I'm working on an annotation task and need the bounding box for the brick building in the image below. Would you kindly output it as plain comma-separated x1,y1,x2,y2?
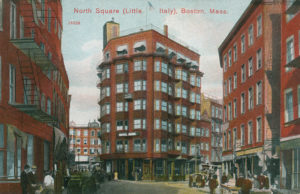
201,94,223,164
97,20,211,180
69,121,101,169
280,0,300,191
218,0,281,183
0,0,70,193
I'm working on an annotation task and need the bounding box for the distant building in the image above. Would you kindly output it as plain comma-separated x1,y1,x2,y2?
69,121,101,169
280,0,300,191
97,20,211,180
219,0,281,184
0,0,70,193
201,94,223,164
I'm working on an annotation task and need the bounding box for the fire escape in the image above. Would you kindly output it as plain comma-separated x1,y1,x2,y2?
9,0,57,124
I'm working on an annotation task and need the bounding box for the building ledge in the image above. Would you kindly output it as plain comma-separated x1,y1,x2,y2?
286,56,300,68
286,1,300,15
10,103,57,124
10,38,57,71
284,117,300,127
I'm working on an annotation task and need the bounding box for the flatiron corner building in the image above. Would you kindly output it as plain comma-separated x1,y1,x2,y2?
0,0,70,192
97,20,211,180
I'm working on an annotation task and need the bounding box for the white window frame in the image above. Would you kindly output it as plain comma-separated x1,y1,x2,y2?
257,14,262,37
9,64,16,103
256,48,262,70
285,88,294,123
10,2,17,39
256,116,262,142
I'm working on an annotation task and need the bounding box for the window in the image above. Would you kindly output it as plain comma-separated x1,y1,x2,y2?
182,106,187,117
134,80,146,91
224,105,227,122
162,62,168,74
175,69,181,79
196,128,201,137
134,119,146,130
10,2,16,39
233,128,237,149
84,138,87,145
248,87,254,110
228,102,232,121
48,8,51,32
161,101,167,112
116,45,128,56
84,148,88,154
241,124,245,146
248,24,253,46
155,139,160,152
233,99,237,118
228,50,232,67
233,43,237,62
241,34,245,53
286,36,294,71
84,130,88,136
196,76,201,87
116,120,128,131
168,85,173,96
0,0,3,31
248,57,253,77
248,121,253,145
161,139,167,152
241,93,245,114
196,94,201,104
161,82,167,93
20,16,24,38
182,71,187,81
285,89,294,123
190,109,195,120
224,133,227,150
256,117,262,142
257,15,262,37
116,83,128,93
256,81,262,105
233,72,237,89
116,102,128,112
196,111,201,120
47,98,51,115
116,63,128,74
9,64,16,103
256,48,262,70
77,130,81,136
134,99,146,110
134,60,147,71
228,130,232,149
228,77,232,94
41,0,45,23
182,89,188,99
223,54,227,72
224,80,227,97
190,75,195,86
241,64,246,83
106,142,110,153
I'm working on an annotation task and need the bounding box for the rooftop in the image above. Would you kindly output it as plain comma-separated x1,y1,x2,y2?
117,24,199,54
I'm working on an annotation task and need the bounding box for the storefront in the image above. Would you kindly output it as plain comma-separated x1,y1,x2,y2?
280,138,300,191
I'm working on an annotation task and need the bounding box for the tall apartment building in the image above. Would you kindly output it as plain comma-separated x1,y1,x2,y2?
0,0,70,193
69,121,101,169
218,0,281,184
280,0,300,191
201,95,223,164
97,20,211,180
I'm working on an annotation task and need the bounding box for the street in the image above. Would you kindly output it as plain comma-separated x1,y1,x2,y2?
97,180,207,194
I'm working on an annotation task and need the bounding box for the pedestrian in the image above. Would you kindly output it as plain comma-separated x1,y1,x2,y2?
21,164,31,194
28,165,39,194
42,171,54,194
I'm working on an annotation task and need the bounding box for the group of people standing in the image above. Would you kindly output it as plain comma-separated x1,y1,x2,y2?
21,164,55,194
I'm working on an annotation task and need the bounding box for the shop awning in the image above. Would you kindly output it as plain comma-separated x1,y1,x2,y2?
54,127,68,161
236,147,263,157
156,42,165,53
134,41,146,52
116,45,128,55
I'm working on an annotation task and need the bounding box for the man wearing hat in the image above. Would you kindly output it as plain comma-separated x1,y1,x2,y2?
21,164,31,194
28,165,38,194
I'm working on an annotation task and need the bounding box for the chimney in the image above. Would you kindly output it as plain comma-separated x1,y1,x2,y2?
164,25,168,37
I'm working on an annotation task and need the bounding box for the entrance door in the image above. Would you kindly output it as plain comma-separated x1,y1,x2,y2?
128,159,134,180
143,160,151,180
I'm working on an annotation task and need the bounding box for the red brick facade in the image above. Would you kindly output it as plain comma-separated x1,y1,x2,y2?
98,21,211,180
0,0,69,193
219,0,281,182
280,0,300,190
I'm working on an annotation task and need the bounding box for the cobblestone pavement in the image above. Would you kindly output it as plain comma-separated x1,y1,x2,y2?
97,180,209,194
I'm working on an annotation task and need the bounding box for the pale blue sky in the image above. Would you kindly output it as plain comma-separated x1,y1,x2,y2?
62,0,252,124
